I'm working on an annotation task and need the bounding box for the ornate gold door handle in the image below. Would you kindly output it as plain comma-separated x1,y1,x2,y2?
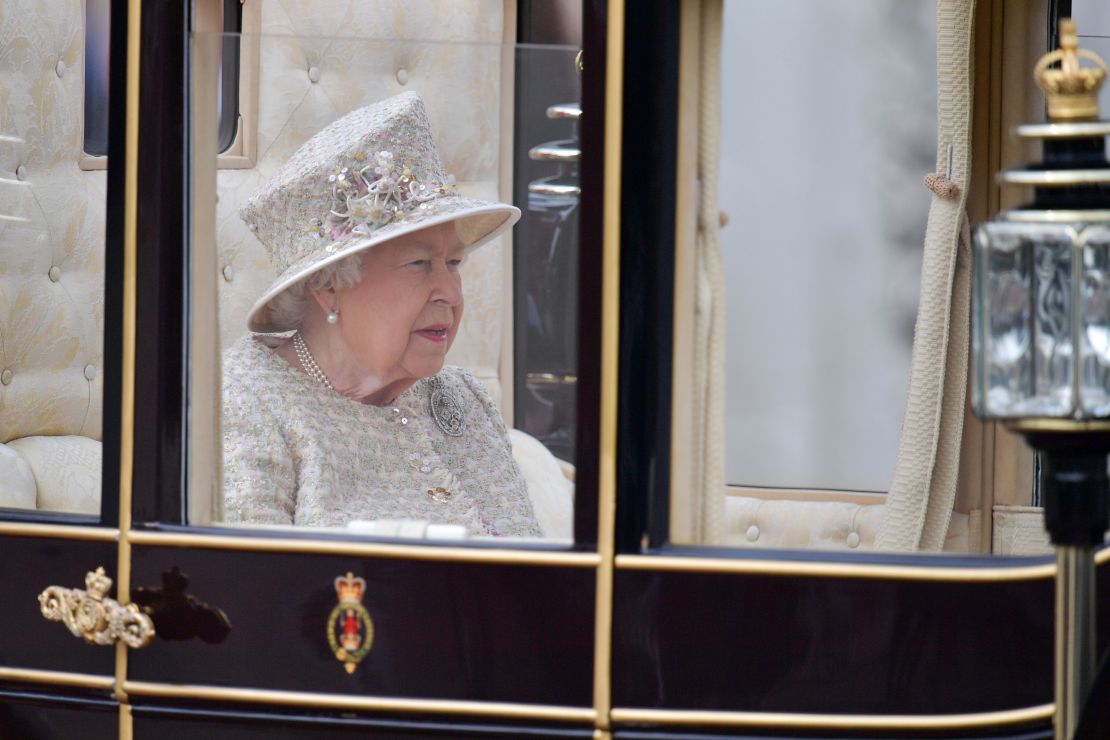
38,567,155,649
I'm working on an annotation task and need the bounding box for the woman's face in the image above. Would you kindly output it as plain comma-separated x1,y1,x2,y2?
334,221,466,383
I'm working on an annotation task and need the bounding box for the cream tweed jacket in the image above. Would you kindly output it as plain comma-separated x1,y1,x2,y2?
222,336,540,536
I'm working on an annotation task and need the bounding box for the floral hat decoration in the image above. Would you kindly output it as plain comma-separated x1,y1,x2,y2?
241,91,521,333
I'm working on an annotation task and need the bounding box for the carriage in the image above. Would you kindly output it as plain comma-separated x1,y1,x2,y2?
0,0,1107,737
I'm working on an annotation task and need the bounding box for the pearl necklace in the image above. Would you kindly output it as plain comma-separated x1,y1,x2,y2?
293,331,334,391
292,332,465,440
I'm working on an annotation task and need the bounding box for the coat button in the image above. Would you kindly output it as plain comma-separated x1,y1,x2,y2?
395,68,408,85
48,266,61,282
222,265,234,282
84,364,97,381
846,531,861,548
308,66,321,83
56,59,66,78
1,369,12,385
15,165,27,181
745,524,760,542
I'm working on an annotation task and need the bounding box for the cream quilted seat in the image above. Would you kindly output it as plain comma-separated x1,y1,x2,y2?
719,495,974,553
0,0,104,515
212,1,573,538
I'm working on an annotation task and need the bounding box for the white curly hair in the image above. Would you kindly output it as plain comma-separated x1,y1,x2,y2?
267,252,367,330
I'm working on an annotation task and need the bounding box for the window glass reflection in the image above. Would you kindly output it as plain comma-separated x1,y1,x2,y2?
514,51,581,464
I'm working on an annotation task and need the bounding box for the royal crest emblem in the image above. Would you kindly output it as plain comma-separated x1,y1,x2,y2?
326,572,374,674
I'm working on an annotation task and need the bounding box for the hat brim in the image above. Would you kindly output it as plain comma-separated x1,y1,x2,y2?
246,196,521,333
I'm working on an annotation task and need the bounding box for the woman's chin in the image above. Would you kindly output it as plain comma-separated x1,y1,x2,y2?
410,356,447,380
401,339,453,378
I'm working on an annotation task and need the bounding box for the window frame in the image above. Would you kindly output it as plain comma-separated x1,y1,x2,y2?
79,0,259,171
130,0,604,551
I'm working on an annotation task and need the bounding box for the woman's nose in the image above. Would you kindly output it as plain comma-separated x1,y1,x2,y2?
431,262,463,305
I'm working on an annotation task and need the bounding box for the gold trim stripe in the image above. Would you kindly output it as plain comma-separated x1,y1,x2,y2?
114,0,144,705
0,666,115,691
126,531,600,567
609,704,1054,730
593,0,625,732
615,553,1066,581
120,704,133,740
122,681,596,722
1006,418,1110,433
0,523,118,542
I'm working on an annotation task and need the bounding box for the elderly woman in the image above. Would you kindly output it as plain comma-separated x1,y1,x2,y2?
222,92,540,537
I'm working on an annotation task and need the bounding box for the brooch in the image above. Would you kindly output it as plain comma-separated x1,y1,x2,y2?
429,375,465,437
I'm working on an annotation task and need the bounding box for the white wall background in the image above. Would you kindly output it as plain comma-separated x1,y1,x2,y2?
720,0,936,491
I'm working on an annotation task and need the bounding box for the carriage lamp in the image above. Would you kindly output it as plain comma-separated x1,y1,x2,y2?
972,19,1109,739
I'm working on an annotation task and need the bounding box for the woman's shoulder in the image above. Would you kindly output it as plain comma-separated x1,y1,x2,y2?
224,335,286,380
434,365,506,427
222,335,296,410
436,365,496,405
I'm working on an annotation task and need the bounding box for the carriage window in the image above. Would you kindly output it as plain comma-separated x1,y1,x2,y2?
0,1,107,519
81,0,247,167
721,0,935,493
514,5,582,464
83,0,111,157
187,25,579,543
670,0,939,549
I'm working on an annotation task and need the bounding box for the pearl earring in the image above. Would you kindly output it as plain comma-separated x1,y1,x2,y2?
326,310,339,325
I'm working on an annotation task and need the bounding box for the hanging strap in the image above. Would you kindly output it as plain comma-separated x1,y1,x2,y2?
878,0,976,551
691,0,726,543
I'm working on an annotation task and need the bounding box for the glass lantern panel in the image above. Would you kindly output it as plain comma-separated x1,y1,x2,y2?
1080,225,1110,415
973,222,1078,417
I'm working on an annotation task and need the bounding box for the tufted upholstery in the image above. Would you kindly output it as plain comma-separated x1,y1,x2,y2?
8,435,99,513
0,0,105,512
720,495,974,553
721,496,884,551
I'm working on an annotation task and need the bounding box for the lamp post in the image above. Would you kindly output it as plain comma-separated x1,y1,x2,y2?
971,19,1109,740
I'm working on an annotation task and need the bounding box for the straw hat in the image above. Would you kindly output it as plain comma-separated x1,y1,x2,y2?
241,91,520,333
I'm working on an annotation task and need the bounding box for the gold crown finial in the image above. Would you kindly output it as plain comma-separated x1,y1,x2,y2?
334,572,365,604
85,567,112,601
1034,19,1107,121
